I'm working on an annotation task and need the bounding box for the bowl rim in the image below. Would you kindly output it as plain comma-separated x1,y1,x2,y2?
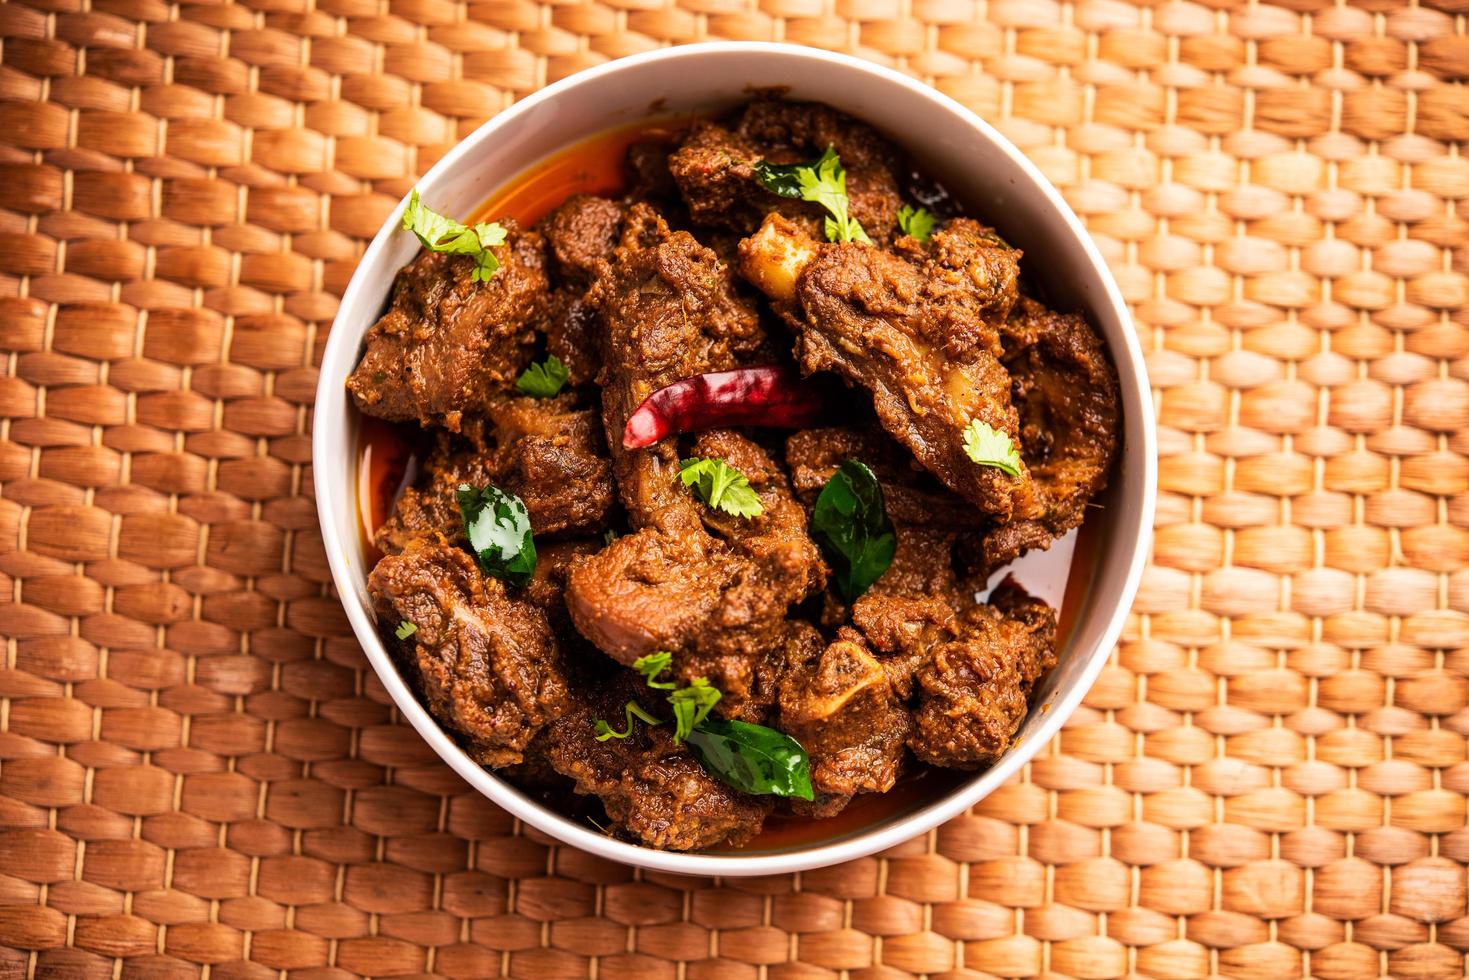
313,40,1157,876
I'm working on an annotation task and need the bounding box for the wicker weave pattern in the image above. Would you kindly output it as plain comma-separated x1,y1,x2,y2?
1,1,1468,977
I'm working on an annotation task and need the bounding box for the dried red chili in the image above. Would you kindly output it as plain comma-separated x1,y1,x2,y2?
623,366,832,449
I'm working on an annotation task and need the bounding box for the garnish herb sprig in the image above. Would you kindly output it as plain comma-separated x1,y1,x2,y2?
457,484,537,585
754,145,871,245
962,419,1023,477
516,355,569,398
810,460,897,602
897,204,936,242
679,458,764,519
402,189,507,282
592,651,814,799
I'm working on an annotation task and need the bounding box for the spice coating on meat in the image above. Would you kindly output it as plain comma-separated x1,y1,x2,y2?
670,100,902,243
544,676,771,850
742,215,1031,519
779,625,909,814
908,579,1057,769
972,298,1121,572
369,537,571,767
786,426,975,529
374,393,614,556
348,223,546,431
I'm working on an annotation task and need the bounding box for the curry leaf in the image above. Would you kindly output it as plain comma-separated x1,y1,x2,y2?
961,419,1022,478
457,484,537,586
395,621,418,640
679,458,764,519
684,719,815,800
811,460,897,602
754,145,870,244
516,355,569,398
402,189,507,282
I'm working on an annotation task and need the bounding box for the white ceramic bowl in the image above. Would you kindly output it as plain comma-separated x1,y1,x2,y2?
314,42,1156,876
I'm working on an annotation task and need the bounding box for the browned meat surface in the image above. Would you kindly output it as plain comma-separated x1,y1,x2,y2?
970,298,1121,572
348,223,546,431
742,215,1031,520
565,205,821,718
908,579,1057,769
779,625,909,816
540,289,601,387
670,100,902,243
544,676,772,850
375,393,614,555
785,426,975,529
542,194,625,284
369,537,571,767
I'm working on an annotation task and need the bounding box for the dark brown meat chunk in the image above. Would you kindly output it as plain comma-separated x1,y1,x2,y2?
374,393,614,555
971,298,1121,573
908,579,1056,769
779,625,909,816
369,537,571,767
542,194,624,285
785,426,974,529
539,289,600,387
742,214,1029,519
348,223,546,431
543,675,771,850
565,205,822,718
669,100,902,244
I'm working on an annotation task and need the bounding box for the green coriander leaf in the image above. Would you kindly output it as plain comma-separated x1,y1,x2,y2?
811,460,897,602
684,718,814,800
679,458,764,519
961,419,1023,478
457,483,538,586
593,700,662,741
632,651,675,690
603,528,620,546
402,189,508,282
668,677,721,743
515,355,569,398
897,204,936,242
394,621,417,640
754,145,870,244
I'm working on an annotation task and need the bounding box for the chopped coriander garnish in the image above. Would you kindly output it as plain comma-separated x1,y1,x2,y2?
394,621,418,640
632,651,675,690
593,700,662,741
516,355,569,398
457,484,537,585
897,204,936,242
754,145,871,244
668,676,721,743
679,458,764,519
962,419,1023,477
603,528,620,546
402,189,508,282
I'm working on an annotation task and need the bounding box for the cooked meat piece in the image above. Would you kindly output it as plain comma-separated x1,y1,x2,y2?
625,139,681,204
540,289,600,387
542,194,625,285
348,223,546,431
969,298,1121,573
785,426,974,529
369,536,571,767
566,205,821,718
669,100,902,243
849,525,964,694
374,393,614,555
525,538,603,635
908,578,1056,769
742,214,1030,519
779,625,910,815
544,675,772,850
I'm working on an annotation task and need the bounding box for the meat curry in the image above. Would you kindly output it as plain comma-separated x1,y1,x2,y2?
349,99,1122,852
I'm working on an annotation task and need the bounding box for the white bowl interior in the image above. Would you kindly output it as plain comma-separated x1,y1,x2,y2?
314,43,1156,876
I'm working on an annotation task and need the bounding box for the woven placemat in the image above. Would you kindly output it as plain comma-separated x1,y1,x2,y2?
2,2,1468,977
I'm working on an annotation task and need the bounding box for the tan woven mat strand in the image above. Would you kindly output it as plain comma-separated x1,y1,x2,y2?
1,1,1468,977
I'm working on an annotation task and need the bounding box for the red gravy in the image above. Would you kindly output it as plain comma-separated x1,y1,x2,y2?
354,120,1104,852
